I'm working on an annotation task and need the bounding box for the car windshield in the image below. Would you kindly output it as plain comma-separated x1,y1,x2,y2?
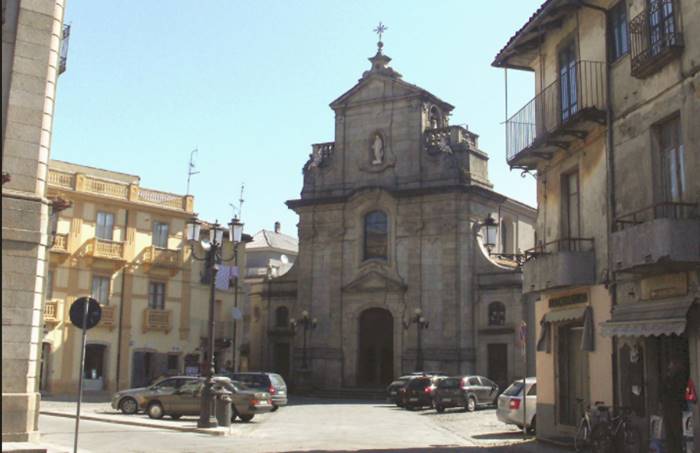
232,374,269,388
503,382,526,396
269,374,286,387
232,380,249,391
408,378,430,389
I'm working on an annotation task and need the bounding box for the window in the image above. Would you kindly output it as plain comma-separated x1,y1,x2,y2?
152,221,169,248
658,116,685,203
488,302,506,326
481,377,496,388
559,42,578,122
609,2,630,61
46,270,54,300
429,106,442,129
528,383,538,396
500,221,509,254
167,354,179,371
562,171,581,245
648,0,678,57
83,344,106,380
96,211,114,240
275,306,289,328
148,282,166,309
468,377,480,386
91,275,110,305
364,211,388,260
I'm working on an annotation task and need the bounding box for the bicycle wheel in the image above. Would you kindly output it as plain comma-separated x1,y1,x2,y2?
574,419,590,452
590,422,613,453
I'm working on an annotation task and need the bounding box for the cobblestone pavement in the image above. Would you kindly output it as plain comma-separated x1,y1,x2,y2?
39,397,569,452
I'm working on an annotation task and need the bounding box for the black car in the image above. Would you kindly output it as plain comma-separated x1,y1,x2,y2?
433,375,499,413
401,375,445,410
386,376,413,406
224,372,288,411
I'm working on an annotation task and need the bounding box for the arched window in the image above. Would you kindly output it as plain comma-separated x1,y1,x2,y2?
364,211,388,260
488,302,506,326
275,306,289,328
429,106,442,129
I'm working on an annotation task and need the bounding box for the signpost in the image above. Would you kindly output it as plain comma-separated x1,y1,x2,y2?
69,297,102,453
519,320,528,439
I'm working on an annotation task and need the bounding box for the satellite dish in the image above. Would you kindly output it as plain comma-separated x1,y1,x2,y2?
280,254,289,264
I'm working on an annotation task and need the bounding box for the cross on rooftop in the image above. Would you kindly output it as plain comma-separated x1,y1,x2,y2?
373,22,387,43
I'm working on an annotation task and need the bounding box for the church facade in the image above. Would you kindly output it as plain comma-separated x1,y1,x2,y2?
248,43,536,390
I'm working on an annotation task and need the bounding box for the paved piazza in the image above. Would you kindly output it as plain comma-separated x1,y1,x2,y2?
38,398,568,452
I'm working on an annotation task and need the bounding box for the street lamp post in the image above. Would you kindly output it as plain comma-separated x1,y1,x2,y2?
403,308,429,372
290,310,317,369
186,216,242,429
230,217,243,373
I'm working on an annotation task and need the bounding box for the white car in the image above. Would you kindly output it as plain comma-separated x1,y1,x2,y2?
497,377,537,432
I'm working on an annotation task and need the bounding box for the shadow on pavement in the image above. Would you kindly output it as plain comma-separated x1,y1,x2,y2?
286,397,380,406
42,393,111,403
281,441,553,453
472,431,532,441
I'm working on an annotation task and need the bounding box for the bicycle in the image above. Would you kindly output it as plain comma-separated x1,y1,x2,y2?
590,406,641,453
574,399,609,452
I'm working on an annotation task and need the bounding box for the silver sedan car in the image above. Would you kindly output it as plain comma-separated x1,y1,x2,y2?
111,376,198,414
496,377,537,432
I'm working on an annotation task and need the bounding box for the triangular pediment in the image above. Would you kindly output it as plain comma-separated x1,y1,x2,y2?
342,267,407,293
330,73,453,112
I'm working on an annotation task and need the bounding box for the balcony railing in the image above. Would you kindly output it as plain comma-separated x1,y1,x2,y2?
51,233,69,252
304,142,335,171
524,237,595,260
44,300,60,324
88,238,125,260
424,125,478,154
47,170,193,212
630,0,683,78
98,305,116,329
505,61,606,166
143,308,172,333
615,201,698,231
143,246,180,268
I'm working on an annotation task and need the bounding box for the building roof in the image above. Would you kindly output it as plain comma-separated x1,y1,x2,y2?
491,0,576,70
50,159,140,184
246,229,298,253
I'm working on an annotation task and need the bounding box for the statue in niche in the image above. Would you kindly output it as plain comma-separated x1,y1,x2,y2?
371,134,384,165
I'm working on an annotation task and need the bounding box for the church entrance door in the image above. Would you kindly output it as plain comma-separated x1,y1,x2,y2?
357,308,393,387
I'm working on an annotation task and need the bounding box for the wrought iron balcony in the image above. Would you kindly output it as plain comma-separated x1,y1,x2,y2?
505,61,606,170
143,308,172,333
612,201,699,273
630,0,683,78
522,238,596,293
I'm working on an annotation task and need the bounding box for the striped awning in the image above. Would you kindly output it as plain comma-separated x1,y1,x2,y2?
600,295,696,337
543,306,586,323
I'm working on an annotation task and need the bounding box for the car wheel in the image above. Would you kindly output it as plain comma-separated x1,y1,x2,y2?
271,405,279,412
147,401,164,419
119,397,138,415
435,405,445,413
528,416,536,434
171,414,182,420
465,396,477,412
239,414,254,422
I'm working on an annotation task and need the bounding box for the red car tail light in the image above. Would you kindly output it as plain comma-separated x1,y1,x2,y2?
268,386,277,395
251,399,259,405
509,398,521,410
424,386,432,394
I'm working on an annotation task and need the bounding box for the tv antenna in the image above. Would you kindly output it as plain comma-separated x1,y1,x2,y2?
228,183,246,219
186,148,200,195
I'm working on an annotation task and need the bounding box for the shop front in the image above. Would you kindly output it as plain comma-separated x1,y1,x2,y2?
601,296,699,453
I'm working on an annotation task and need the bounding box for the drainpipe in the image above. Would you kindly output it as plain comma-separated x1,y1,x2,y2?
578,0,619,409
115,209,129,391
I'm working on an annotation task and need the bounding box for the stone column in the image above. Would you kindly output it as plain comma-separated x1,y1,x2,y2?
1,0,66,443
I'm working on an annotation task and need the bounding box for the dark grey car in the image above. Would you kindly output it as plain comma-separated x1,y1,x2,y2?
225,372,288,411
433,375,500,413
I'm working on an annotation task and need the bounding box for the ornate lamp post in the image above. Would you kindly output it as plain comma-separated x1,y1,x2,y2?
229,217,243,373
481,213,498,254
290,310,317,369
403,308,429,371
186,216,241,428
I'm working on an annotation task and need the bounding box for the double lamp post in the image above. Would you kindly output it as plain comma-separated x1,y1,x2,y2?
290,310,317,369
186,215,243,429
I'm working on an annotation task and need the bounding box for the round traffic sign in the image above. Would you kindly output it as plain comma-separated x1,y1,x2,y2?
69,297,102,330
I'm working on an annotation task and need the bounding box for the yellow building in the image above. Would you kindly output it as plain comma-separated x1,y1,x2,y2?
493,0,699,447
43,160,248,395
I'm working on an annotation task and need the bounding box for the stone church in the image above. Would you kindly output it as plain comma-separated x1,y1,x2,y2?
248,41,536,391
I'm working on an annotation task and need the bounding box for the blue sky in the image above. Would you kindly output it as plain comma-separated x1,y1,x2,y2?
53,1,540,237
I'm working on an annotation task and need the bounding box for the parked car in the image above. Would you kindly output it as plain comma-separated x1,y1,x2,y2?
111,376,199,414
433,375,500,413
497,378,537,432
223,372,288,411
143,376,273,422
386,376,413,406
401,375,445,410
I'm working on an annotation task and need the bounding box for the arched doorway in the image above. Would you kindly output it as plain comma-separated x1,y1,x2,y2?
357,308,393,387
